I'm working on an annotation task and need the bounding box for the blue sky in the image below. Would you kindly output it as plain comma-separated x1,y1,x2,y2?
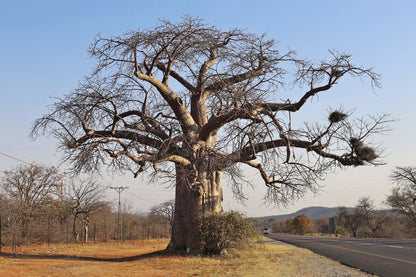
1,0,415,216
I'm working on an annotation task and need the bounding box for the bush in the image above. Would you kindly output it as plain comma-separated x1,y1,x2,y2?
199,211,257,254
335,226,347,236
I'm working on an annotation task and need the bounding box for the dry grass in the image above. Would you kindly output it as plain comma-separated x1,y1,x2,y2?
0,238,363,277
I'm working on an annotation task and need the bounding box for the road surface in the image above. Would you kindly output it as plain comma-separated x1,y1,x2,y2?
269,233,416,277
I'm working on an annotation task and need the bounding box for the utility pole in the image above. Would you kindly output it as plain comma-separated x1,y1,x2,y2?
110,186,128,244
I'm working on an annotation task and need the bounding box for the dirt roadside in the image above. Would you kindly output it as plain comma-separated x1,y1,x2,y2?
0,238,377,276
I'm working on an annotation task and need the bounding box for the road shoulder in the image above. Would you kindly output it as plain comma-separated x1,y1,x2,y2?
264,237,377,277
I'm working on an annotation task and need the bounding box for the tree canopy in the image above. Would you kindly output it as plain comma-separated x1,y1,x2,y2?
1,163,63,237
387,167,416,224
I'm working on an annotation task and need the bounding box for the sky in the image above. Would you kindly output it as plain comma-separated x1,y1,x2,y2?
1,0,415,217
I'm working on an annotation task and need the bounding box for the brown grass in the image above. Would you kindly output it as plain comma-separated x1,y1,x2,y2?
0,238,362,277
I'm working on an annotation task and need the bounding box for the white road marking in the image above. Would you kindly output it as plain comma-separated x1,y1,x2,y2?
384,245,405,249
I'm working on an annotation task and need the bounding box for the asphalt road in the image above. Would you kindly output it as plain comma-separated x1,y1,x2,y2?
269,233,416,277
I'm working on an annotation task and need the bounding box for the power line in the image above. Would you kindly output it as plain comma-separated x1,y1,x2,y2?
0,151,30,165
128,191,161,205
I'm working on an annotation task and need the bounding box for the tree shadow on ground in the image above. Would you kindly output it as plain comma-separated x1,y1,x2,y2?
0,250,182,262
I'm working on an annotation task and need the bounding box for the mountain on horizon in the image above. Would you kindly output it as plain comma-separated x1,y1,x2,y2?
258,206,348,222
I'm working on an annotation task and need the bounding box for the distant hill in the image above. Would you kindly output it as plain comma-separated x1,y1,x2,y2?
258,206,351,222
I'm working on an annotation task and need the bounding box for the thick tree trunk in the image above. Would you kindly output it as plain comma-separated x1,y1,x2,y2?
168,165,223,253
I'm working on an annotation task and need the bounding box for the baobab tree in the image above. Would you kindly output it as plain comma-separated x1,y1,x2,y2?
32,16,390,253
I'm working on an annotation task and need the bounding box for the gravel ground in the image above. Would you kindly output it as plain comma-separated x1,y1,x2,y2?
264,238,377,277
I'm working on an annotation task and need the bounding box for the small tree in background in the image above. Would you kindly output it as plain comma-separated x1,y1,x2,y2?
386,166,416,224
338,197,386,238
65,179,108,243
150,200,175,228
0,164,63,243
281,218,295,234
357,197,385,236
292,214,311,235
312,217,329,234
338,206,363,237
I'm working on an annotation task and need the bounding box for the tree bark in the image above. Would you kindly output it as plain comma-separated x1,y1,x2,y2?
72,215,79,241
168,164,223,253
84,221,89,243
352,230,358,238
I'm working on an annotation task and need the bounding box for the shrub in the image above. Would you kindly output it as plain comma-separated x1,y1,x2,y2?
199,211,257,254
335,226,347,236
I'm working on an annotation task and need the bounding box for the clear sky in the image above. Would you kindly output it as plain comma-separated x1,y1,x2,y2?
1,0,415,216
